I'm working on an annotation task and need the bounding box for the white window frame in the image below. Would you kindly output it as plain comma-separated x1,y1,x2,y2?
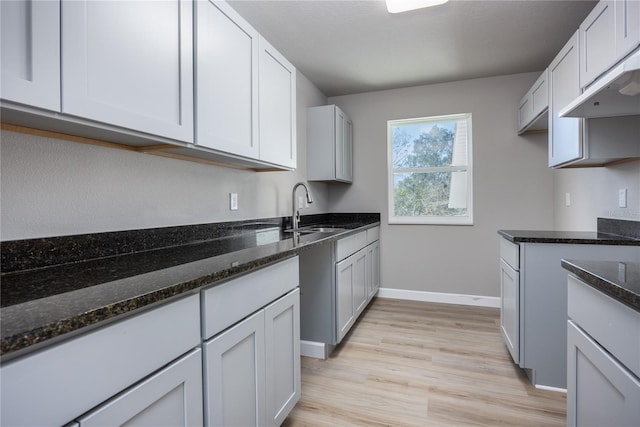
387,113,473,225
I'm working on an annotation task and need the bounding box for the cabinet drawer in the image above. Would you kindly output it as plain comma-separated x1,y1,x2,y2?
366,226,380,245
76,349,203,427
201,256,299,339
499,238,519,270
0,294,201,427
336,231,367,262
568,274,640,378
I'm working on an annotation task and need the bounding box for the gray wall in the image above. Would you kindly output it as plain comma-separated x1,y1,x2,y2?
327,73,556,297
0,71,328,240
553,160,640,230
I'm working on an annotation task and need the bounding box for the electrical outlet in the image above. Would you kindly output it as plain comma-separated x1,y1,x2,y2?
565,192,571,207
230,193,238,210
618,188,627,208
298,195,304,210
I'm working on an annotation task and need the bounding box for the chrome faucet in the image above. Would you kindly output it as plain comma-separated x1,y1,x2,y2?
291,182,313,230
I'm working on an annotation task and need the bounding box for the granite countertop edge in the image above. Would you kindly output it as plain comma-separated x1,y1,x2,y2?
498,229,640,246
561,259,640,312
0,221,380,361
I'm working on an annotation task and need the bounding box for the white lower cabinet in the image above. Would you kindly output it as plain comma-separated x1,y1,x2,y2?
205,310,266,427
201,256,301,426
498,237,639,389
77,349,203,427
0,294,201,427
366,240,380,300
264,289,301,426
567,321,640,427
336,248,367,342
500,258,520,364
567,275,640,426
299,226,380,357
204,289,300,427
1,257,301,427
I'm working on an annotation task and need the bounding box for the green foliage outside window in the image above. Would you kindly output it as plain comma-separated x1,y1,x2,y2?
388,114,472,224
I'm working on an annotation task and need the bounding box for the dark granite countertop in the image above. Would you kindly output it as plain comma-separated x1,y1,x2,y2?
498,230,640,245
0,213,380,361
561,259,640,312
499,218,640,246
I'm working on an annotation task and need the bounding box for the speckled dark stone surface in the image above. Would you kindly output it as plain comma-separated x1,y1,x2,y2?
561,259,640,312
0,213,380,360
598,218,640,241
498,218,640,245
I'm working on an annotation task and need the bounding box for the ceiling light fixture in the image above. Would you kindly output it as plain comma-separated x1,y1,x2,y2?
386,0,449,14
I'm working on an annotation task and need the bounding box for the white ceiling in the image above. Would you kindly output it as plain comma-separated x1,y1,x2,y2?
227,0,597,97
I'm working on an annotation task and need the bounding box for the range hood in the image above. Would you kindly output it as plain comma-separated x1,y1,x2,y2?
560,49,640,118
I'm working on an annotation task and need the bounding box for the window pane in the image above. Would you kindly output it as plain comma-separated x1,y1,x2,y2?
391,120,465,168
393,171,468,217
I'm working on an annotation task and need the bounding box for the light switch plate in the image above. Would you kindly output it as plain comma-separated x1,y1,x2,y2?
230,193,238,210
618,188,627,208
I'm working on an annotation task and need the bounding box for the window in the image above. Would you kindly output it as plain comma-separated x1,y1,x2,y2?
388,113,472,225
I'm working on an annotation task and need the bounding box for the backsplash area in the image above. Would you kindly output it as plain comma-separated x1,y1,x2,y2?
598,217,640,241
554,159,640,231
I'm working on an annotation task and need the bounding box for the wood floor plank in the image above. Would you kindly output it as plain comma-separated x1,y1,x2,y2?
282,297,566,426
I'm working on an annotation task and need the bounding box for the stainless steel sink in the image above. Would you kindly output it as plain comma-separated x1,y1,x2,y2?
305,227,345,233
282,226,346,234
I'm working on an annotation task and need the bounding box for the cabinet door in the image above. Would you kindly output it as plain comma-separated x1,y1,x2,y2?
336,256,355,343
0,0,60,111
530,69,548,120
195,0,259,158
204,310,266,427
264,289,301,427
368,241,380,299
548,31,584,167
341,118,354,182
517,96,532,132
615,0,640,60
567,321,640,427
500,259,520,364
259,37,297,169
580,1,616,88
334,107,350,181
353,249,368,315
62,0,193,142
77,349,203,427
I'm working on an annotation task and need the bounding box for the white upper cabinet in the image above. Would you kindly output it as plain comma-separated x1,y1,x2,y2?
195,1,297,169
258,37,297,169
195,0,259,159
615,0,640,60
517,69,548,134
61,0,194,142
307,105,353,183
580,0,640,89
580,1,616,89
549,32,584,167
1,0,60,111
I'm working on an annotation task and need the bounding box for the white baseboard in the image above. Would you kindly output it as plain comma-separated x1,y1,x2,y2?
300,340,330,359
535,384,567,394
377,288,500,308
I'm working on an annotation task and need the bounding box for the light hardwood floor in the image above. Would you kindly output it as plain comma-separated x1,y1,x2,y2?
282,298,566,426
